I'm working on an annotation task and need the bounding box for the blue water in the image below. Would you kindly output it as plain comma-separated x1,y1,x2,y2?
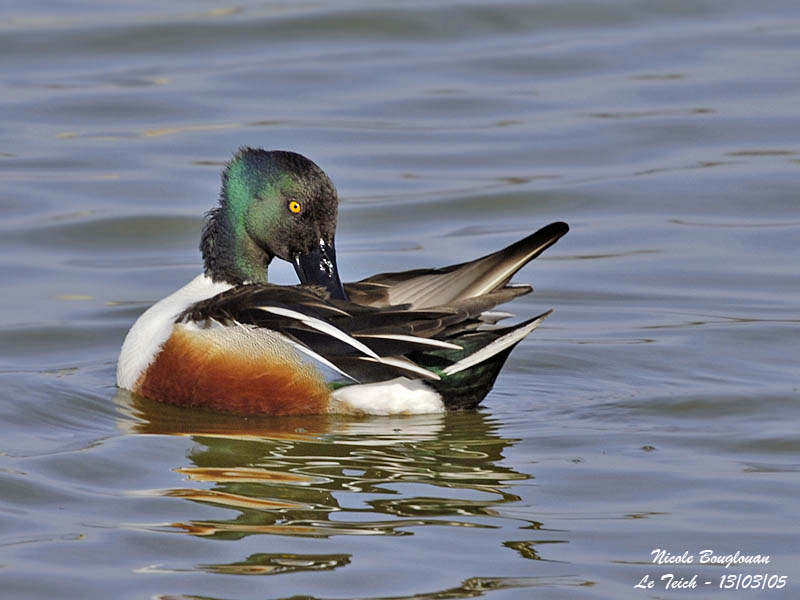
1,1,799,598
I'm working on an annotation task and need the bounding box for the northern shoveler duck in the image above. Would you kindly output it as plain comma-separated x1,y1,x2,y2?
117,148,568,416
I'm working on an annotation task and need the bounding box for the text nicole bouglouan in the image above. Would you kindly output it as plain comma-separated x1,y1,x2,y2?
634,548,786,592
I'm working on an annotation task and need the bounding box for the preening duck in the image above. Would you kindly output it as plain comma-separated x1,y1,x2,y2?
117,149,568,415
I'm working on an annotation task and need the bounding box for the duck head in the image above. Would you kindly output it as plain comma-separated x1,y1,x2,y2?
201,148,348,300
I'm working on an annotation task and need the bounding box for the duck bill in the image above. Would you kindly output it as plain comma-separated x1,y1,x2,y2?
292,239,349,301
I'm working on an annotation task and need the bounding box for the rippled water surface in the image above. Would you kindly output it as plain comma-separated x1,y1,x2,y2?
2,1,799,598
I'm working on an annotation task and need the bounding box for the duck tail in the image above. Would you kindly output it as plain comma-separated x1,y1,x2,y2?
412,310,552,409
462,222,569,296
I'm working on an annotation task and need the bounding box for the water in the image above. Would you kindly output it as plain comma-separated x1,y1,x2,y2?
1,1,799,598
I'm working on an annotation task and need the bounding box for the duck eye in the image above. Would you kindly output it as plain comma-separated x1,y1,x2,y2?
288,201,302,214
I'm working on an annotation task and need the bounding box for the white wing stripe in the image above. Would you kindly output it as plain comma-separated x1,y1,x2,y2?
358,356,441,381
442,312,550,376
354,333,461,350
283,338,360,383
257,306,380,359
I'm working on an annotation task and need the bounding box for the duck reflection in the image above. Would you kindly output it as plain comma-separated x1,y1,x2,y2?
116,390,543,576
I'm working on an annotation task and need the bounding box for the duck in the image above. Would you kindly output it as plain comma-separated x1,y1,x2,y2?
116,148,568,416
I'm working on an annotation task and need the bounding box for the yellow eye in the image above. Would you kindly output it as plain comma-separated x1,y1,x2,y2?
288,201,302,214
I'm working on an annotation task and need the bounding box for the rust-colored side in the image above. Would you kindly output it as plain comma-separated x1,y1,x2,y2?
136,326,330,415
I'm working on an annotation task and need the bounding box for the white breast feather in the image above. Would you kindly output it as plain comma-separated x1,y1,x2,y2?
116,274,232,390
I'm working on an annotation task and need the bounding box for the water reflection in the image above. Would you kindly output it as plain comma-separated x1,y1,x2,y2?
157,576,590,600
117,392,544,577
198,552,351,576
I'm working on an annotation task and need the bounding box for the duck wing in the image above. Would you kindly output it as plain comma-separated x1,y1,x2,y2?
344,221,568,309
176,283,465,383
175,279,548,386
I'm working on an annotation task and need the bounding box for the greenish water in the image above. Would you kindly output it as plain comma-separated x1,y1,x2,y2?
1,1,799,598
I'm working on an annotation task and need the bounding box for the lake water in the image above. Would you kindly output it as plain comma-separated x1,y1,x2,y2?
1,1,798,598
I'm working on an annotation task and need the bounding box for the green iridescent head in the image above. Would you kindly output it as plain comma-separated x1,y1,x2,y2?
201,148,347,298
